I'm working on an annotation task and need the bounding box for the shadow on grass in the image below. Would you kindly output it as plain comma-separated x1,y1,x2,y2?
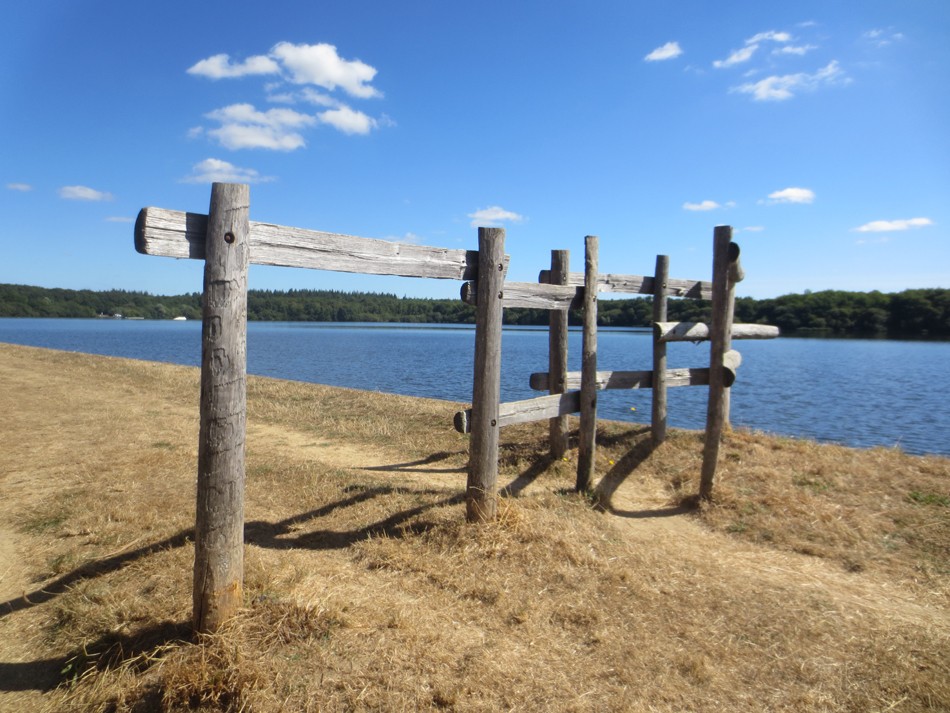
245,484,464,550
359,450,467,474
0,619,191,692
0,529,195,620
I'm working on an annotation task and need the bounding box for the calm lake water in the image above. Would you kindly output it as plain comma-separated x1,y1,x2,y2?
2,318,949,457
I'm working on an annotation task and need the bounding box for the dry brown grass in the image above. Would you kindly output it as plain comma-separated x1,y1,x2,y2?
0,342,947,712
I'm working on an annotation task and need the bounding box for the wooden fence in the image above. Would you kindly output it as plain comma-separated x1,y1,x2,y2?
135,182,776,631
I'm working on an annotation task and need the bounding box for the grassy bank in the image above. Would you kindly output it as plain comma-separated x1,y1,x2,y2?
0,343,947,712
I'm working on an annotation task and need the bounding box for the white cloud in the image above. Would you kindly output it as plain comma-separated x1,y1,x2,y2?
271,42,381,98
181,158,275,184
773,44,817,56
59,185,114,201
714,44,759,69
863,29,904,48
204,103,316,150
733,60,847,100
645,41,683,62
187,53,279,79
765,187,815,204
683,200,721,211
746,30,791,44
853,217,933,233
105,216,133,223
468,206,525,228
318,106,377,135
6,182,32,191
737,225,765,233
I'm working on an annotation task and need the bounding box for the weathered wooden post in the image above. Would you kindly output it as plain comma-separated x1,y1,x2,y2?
576,235,599,492
548,249,570,459
467,227,505,522
699,226,738,501
193,183,249,633
651,254,670,445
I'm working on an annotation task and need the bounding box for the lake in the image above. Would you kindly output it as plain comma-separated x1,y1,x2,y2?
2,318,948,457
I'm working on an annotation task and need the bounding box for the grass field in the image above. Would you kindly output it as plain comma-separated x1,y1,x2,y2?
0,342,947,712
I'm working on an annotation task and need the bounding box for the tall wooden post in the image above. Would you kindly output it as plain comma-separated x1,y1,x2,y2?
651,254,670,445
194,183,249,633
548,249,570,459
467,227,505,522
699,226,737,501
576,236,599,492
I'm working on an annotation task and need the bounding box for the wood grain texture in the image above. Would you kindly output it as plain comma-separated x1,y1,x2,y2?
460,280,578,310
136,206,481,280
699,226,736,501
654,322,780,342
548,250,570,458
576,236,599,492
454,391,582,434
193,184,249,634
466,228,505,523
538,269,712,300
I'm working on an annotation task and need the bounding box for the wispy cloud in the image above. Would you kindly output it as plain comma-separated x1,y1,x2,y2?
59,185,114,201
773,44,817,57
863,28,904,48
714,29,791,69
736,226,765,233
181,158,275,184
188,41,386,146
733,60,847,101
204,103,316,150
645,41,683,62
468,206,525,228
6,182,32,192
763,187,815,204
105,216,134,223
683,200,721,211
853,217,933,233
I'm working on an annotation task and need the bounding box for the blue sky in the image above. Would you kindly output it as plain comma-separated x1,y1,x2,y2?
2,0,947,300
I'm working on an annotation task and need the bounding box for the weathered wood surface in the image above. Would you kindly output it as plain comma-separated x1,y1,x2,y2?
652,254,670,445
136,206,484,280
699,227,737,501
576,236,599,492
539,269,712,300
655,321,779,342
548,250,570,458
454,391,582,434
194,183,248,634
529,350,742,391
460,280,579,310
466,228,505,523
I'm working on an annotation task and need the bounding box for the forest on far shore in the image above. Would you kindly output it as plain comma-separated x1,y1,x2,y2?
1,283,948,337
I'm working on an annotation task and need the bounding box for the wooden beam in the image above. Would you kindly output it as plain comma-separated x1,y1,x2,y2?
652,255,670,445
655,321,779,342
577,236,599,492
529,351,742,392
548,250,571,459
460,280,579,310
136,207,483,280
466,228,505,523
539,270,712,300
454,391,581,434
193,183,248,634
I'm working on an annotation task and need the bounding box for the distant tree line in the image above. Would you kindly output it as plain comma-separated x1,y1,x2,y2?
1,283,948,337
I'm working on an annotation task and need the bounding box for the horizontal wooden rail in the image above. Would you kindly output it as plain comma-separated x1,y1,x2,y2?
136,207,491,280
538,270,712,300
454,391,581,434
655,321,779,343
529,349,742,392
460,281,579,310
